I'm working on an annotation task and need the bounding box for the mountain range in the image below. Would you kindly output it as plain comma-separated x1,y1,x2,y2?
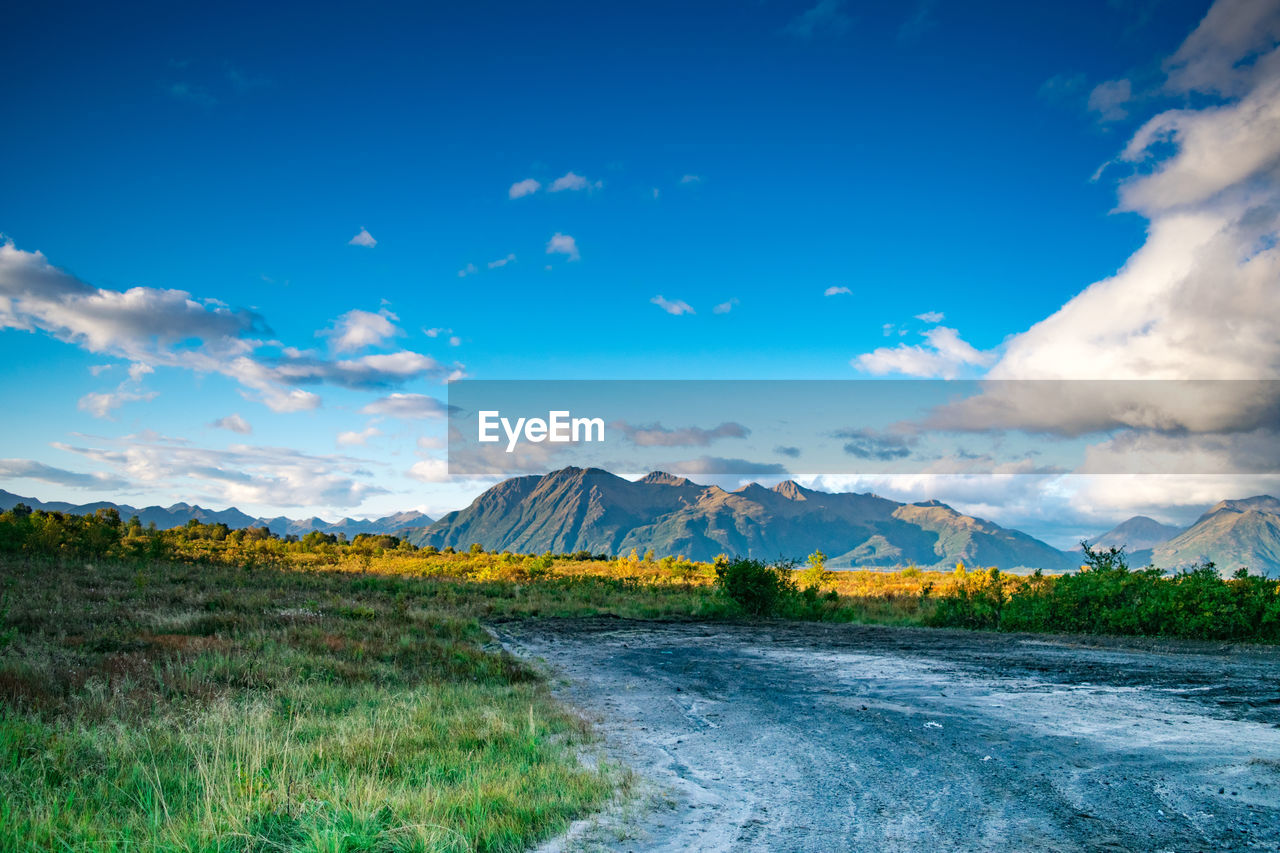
0,490,432,540
410,467,1075,571
7,470,1279,575
409,468,1280,576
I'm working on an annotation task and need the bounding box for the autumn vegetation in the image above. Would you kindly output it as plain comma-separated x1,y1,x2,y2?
1,504,1278,850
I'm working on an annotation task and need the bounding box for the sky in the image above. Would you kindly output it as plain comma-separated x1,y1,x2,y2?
2,0,1278,545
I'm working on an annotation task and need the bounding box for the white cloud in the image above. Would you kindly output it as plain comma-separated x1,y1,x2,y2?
424,327,452,338
1163,0,1280,97
257,388,322,413
128,362,154,382
77,389,159,419
824,286,852,296
55,432,387,509
337,426,380,447
651,295,695,316
0,241,457,413
448,335,461,347
211,413,252,434
417,436,445,451
488,253,516,269
320,308,402,353
361,393,448,420
853,326,995,378
408,458,449,483
1087,78,1133,122
991,3,1280,382
784,0,852,38
713,298,739,314
348,228,377,248
509,178,541,199
546,233,580,261
0,458,130,491
679,174,702,184
457,263,478,278
549,171,600,192
915,311,944,323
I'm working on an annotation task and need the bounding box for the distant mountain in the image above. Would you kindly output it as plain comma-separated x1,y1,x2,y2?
409,467,1077,571
1090,516,1185,559
1152,496,1280,576
0,490,431,539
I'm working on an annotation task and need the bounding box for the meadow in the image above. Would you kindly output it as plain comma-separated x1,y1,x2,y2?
1,505,1278,851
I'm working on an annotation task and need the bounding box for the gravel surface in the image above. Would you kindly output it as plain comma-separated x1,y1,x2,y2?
497,619,1280,852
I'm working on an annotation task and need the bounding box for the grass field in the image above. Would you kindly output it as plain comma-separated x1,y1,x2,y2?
2,507,1277,850
0,557,628,852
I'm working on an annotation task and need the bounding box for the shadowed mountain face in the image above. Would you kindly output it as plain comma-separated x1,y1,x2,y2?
1153,496,1280,576
0,490,431,539
411,467,1078,571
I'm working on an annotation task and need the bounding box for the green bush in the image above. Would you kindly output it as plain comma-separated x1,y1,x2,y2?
714,557,796,617
930,543,1280,641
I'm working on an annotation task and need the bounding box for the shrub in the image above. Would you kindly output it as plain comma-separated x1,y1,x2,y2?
714,557,796,617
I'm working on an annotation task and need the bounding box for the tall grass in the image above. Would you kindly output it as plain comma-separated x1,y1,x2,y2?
0,557,618,852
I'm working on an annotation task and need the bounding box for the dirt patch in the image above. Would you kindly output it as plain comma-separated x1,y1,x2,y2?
499,620,1280,852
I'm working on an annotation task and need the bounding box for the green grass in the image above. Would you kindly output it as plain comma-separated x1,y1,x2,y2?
0,558,622,852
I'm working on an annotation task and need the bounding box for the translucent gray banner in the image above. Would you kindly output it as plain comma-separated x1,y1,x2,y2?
444,380,1280,477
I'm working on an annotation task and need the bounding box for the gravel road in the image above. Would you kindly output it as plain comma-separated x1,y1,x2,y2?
496,619,1280,852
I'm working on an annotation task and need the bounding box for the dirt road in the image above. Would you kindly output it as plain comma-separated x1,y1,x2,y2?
497,619,1280,852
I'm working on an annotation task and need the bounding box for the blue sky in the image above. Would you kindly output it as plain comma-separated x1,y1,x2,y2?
3,0,1278,540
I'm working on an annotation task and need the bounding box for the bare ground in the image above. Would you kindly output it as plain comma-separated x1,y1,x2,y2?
495,619,1280,853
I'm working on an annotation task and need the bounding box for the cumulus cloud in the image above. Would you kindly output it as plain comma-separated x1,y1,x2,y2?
835,428,916,461
854,326,995,378
992,1,1280,382
54,432,387,509
549,171,600,192
0,241,456,411
546,233,580,261
211,413,252,434
236,351,450,391
77,389,157,419
784,0,852,38
613,421,750,447
824,286,852,296
348,228,377,248
915,310,944,323
337,426,380,447
713,298,738,314
651,295,695,315
361,393,448,419
320,308,402,353
0,458,130,491
509,178,541,199
1087,78,1133,122
407,458,450,483
1162,0,1280,97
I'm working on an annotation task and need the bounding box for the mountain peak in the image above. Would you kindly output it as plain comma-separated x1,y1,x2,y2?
1203,495,1280,518
772,480,808,500
639,471,693,487
1093,516,1184,552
